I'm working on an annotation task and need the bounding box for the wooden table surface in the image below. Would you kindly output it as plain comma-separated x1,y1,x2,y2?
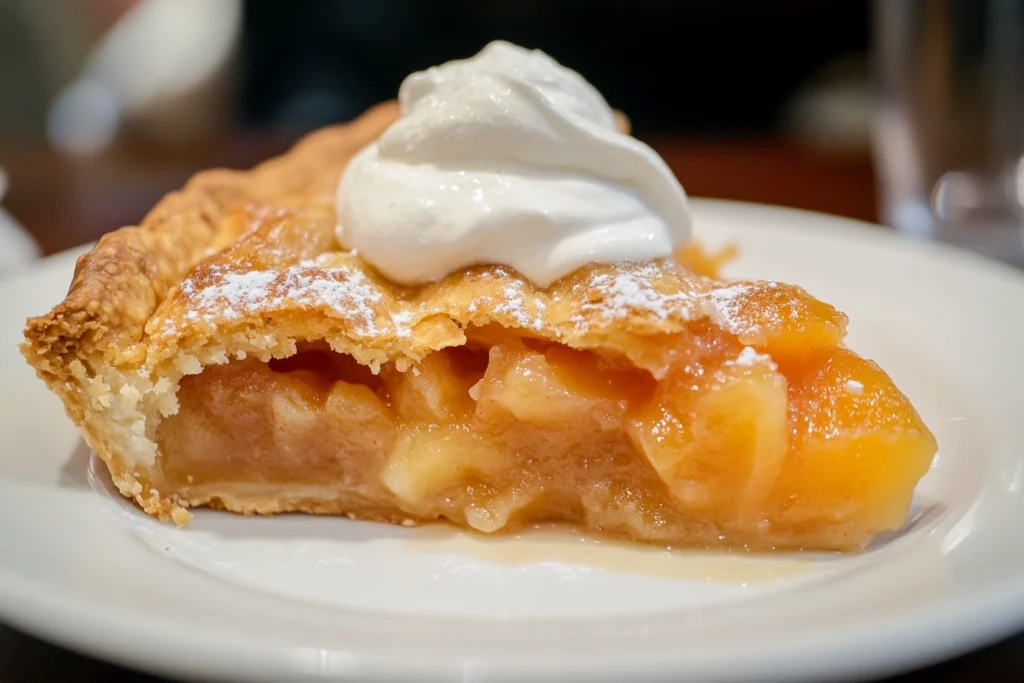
1,133,1021,682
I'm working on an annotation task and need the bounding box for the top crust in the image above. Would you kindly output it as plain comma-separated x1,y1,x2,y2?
20,101,847,522
23,101,402,387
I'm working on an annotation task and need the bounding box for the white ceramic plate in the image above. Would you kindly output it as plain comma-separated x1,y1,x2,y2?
2,200,1023,683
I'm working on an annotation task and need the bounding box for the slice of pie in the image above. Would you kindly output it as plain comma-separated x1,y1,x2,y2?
22,100,936,552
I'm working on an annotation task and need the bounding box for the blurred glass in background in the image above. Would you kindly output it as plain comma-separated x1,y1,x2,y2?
874,0,1024,264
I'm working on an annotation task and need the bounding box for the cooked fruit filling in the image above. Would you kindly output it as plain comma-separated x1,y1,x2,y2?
156,325,935,551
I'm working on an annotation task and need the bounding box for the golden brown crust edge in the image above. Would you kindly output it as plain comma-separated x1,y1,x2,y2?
20,102,401,521
23,101,400,377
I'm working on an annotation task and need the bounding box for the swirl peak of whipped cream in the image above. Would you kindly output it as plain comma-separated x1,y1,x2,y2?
336,40,691,288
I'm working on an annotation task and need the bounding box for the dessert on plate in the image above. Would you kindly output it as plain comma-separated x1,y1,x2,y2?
22,41,936,552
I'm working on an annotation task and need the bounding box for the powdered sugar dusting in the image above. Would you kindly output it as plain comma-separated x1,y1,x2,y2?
288,268,383,335
845,379,864,395
708,284,751,332
492,282,546,331
733,346,761,366
391,311,413,337
167,256,787,346
574,269,696,330
724,345,776,370
707,280,782,335
176,264,387,336
195,271,277,316
708,285,745,323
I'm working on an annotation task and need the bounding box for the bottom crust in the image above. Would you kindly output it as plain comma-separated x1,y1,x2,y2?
190,485,422,526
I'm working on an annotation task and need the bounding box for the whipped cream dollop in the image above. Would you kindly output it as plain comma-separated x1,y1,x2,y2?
336,40,691,288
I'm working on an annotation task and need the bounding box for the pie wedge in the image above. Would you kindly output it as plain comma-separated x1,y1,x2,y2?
22,102,936,552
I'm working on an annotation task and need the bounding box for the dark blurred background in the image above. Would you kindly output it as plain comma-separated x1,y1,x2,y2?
237,0,867,135
0,0,876,257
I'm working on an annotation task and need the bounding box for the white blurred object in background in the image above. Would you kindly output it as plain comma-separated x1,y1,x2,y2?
0,168,43,277
785,55,874,156
47,0,242,156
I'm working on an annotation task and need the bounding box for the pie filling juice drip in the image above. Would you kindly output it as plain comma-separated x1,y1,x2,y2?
156,328,935,552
